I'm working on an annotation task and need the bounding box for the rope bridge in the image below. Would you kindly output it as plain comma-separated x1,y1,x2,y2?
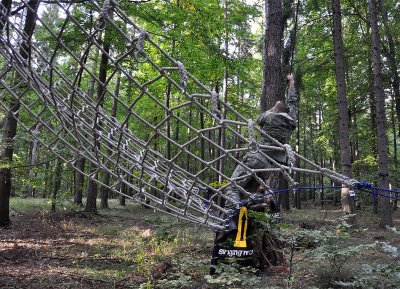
0,0,360,231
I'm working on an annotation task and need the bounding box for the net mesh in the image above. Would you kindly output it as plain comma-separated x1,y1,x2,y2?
0,0,357,231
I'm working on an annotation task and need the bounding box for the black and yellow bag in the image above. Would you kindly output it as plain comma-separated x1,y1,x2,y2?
211,207,256,272
210,203,284,274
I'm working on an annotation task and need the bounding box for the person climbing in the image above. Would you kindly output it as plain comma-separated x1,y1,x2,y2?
225,74,298,208
213,74,298,272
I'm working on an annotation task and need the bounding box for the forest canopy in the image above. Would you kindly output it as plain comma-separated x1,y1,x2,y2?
0,0,399,225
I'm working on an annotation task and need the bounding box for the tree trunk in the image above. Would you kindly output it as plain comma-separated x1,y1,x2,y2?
73,29,99,207
165,81,172,160
26,125,40,197
85,171,98,213
0,0,39,226
261,0,284,112
165,1,178,161
86,22,111,212
282,0,298,76
218,0,228,185
200,102,205,180
280,177,290,210
368,0,392,227
261,0,288,212
51,159,63,213
100,172,110,209
74,158,85,205
332,0,356,225
213,84,220,182
293,72,301,209
119,183,126,206
364,12,377,158
350,97,359,171
391,95,398,167
0,0,12,33
317,105,324,207
379,1,400,136
320,158,324,208
100,74,120,209
391,95,398,210
43,160,50,198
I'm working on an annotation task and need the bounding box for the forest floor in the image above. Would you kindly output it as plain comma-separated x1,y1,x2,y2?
1,198,400,289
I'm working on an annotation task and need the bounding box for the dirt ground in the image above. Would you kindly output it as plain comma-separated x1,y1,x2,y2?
1,200,400,289
1,201,215,289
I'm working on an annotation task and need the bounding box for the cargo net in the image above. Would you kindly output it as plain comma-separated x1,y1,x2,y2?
0,0,357,231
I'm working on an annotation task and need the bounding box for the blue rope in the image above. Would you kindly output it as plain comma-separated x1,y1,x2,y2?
292,185,345,190
355,182,373,190
354,182,400,201
371,187,377,207
235,182,400,209
221,182,400,230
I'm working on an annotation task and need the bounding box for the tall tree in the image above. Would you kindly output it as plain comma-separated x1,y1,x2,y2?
100,73,121,209
219,0,229,186
262,0,299,210
74,158,85,206
332,0,356,225
51,159,63,213
86,22,112,212
0,0,13,227
368,0,392,227
379,1,400,137
0,0,11,32
73,9,99,207
0,0,40,226
26,125,40,197
261,0,284,111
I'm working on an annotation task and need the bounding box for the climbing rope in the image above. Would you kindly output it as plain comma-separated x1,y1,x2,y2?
283,144,295,174
177,61,188,93
134,29,149,63
211,92,220,117
236,184,400,210
0,0,375,231
289,0,300,74
97,0,112,29
247,119,258,153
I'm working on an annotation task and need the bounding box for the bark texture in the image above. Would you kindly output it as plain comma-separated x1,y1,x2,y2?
379,2,400,137
86,24,111,212
261,0,284,112
0,0,39,226
368,0,392,227
332,0,356,225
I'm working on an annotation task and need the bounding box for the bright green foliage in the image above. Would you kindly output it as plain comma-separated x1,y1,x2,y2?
294,0,400,192
206,263,261,288
2,0,400,207
335,262,400,288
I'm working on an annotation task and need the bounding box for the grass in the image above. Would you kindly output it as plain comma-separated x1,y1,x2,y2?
2,197,400,288
5,198,213,288
10,197,82,213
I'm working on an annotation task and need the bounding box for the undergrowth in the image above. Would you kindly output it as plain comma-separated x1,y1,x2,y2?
3,198,400,289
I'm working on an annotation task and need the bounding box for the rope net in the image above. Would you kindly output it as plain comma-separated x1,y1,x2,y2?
0,0,358,231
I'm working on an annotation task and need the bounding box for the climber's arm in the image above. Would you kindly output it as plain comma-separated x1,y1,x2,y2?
256,111,268,126
287,74,298,121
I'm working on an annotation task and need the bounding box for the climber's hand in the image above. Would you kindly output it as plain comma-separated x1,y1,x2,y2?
287,74,295,87
247,194,270,211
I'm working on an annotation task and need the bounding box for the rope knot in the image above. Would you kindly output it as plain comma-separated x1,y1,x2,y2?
97,0,113,30
247,119,258,153
176,61,187,93
0,3,7,15
134,29,149,63
283,144,295,173
211,92,220,117
355,182,372,190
